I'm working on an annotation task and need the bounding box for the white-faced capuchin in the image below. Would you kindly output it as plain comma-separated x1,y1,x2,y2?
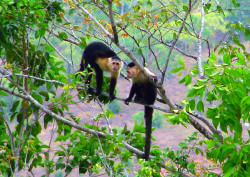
124,62,157,161
79,41,124,100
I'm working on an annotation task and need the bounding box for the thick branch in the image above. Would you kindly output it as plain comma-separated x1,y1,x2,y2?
0,85,187,175
0,86,106,137
2,70,215,141
107,0,119,44
188,111,223,140
188,116,213,139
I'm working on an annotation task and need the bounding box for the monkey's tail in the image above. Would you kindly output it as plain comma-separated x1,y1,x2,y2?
144,106,153,161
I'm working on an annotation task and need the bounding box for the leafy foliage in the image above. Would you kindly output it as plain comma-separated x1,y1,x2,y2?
183,44,249,176
0,0,249,176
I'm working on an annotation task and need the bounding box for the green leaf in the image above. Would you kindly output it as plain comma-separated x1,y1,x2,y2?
80,37,87,48
45,44,55,52
56,162,65,170
179,76,186,84
79,159,89,174
177,59,185,66
187,89,197,97
216,5,225,16
204,3,211,13
32,92,43,104
58,32,68,40
224,165,235,177
207,107,218,119
189,99,195,111
223,53,231,65
10,100,20,112
197,100,204,113
0,100,7,107
207,91,217,101
39,91,49,101
182,4,188,12
171,66,184,73
44,113,53,129
31,121,42,136
191,68,199,76
232,0,240,7
133,120,145,133
185,74,192,86
209,52,217,63
241,96,250,121
236,53,246,65
0,90,8,96
173,32,177,40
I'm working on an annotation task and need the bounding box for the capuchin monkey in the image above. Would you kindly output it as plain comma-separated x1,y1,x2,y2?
124,62,157,161
79,41,123,100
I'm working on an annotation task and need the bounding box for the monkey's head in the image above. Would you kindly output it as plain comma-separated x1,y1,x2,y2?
110,56,123,72
127,62,157,82
126,62,140,79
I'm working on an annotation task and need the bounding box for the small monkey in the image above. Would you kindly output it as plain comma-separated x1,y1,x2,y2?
125,62,157,160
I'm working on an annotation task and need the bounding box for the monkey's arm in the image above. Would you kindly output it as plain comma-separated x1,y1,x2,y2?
125,84,136,105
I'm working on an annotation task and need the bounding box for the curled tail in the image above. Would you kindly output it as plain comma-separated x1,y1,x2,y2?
144,106,153,161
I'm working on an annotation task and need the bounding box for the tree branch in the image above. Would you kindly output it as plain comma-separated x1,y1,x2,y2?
135,26,198,61
0,86,106,137
44,37,73,66
188,111,223,140
0,85,187,174
2,69,216,141
107,0,119,44
197,1,205,78
161,0,193,84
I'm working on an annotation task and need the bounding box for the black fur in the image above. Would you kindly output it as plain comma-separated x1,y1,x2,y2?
127,62,135,68
125,62,157,160
79,41,121,100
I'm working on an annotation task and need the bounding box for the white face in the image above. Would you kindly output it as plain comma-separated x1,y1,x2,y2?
126,67,135,78
111,60,121,71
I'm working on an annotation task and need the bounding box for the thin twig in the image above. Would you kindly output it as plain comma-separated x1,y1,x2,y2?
161,0,193,84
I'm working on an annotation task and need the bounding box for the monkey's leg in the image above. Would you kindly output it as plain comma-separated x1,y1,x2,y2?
86,67,95,94
109,77,117,100
94,65,103,96
86,67,92,85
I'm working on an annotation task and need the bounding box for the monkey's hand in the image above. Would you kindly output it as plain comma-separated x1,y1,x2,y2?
95,90,101,96
124,98,131,105
87,87,95,94
109,94,116,101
